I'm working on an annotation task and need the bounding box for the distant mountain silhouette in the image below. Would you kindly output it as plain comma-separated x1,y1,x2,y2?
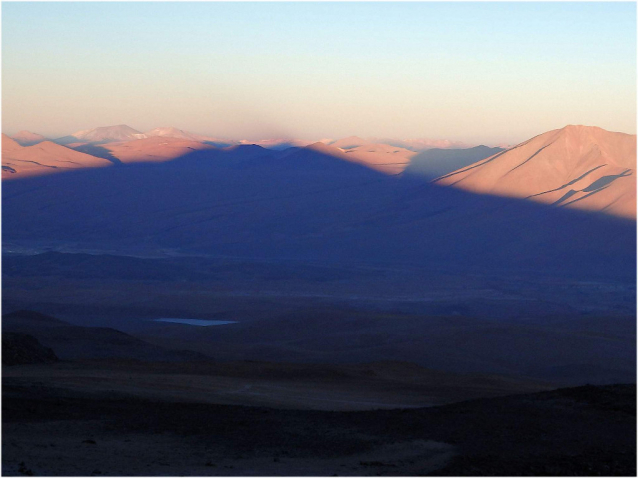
374,138,472,151
56,124,147,144
11,130,47,146
404,145,504,180
144,126,221,143
437,125,636,218
329,136,473,152
239,138,313,150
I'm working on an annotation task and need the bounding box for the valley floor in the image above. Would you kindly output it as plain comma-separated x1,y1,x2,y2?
2,252,635,476
1,359,547,411
2,378,635,476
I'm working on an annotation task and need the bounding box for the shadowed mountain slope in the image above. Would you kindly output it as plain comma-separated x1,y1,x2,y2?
404,146,504,180
11,130,47,146
2,310,206,362
437,125,636,218
2,333,58,365
2,133,635,282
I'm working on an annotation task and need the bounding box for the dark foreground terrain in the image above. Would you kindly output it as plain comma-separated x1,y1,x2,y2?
2,379,635,476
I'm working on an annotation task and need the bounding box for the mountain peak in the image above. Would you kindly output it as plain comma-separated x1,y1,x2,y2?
11,130,47,146
146,126,182,134
70,125,146,143
437,125,636,218
144,127,214,142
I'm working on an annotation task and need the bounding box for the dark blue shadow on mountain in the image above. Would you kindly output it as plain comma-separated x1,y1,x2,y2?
433,142,543,184
529,165,607,199
540,169,634,207
202,140,237,148
68,144,123,165
583,169,633,192
257,142,306,151
52,135,81,145
404,146,503,180
2,144,635,284
552,189,580,206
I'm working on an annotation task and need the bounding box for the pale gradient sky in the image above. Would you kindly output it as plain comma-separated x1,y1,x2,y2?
2,2,636,144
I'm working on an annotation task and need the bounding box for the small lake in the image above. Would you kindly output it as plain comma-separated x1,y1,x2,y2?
153,318,238,327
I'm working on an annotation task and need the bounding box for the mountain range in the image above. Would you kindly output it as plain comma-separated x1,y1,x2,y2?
2,124,635,286
3,124,635,219
1,134,112,179
9,126,480,151
51,124,225,145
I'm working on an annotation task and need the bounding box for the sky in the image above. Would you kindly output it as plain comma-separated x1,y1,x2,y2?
2,2,636,145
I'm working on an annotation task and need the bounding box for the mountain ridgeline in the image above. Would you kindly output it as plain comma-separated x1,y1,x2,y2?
2,125,636,284
436,125,636,218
